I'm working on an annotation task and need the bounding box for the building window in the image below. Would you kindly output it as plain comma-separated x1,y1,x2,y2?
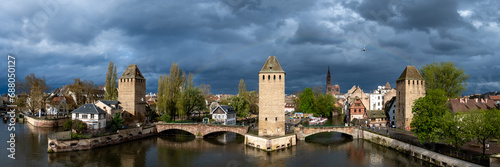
82,114,88,119
265,117,267,121
76,113,79,118
275,117,277,121
279,75,281,80
91,114,94,119
262,75,265,80
268,75,270,80
274,75,276,80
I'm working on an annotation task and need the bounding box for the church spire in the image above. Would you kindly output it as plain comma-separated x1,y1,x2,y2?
326,66,331,85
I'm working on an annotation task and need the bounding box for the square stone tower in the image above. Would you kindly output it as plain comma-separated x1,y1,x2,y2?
396,65,425,130
258,56,285,137
118,64,146,124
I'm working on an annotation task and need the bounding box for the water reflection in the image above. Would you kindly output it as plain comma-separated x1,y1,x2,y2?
0,122,437,167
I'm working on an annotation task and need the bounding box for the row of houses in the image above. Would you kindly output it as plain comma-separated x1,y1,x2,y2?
346,93,500,128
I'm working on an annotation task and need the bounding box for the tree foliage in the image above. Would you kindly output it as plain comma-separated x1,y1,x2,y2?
238,79,247,97
72,119,87,134
299,88,315,114
63,119,72,131
16,74,50,112
69,78,99,105
104,61,118,100
229,96,250,118
440,112,472,150
420,62,470,98
411,89,449,143
297,87,337,117
464,109,500,157
111,113,124,131
157,63,206,121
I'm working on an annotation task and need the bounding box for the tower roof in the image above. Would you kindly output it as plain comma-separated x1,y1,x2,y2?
259,56,285,73
385,82,391,89
397,65,423,81
119,64,145,79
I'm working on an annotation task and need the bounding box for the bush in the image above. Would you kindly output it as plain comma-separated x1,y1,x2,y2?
160,114,171,122
72,120,87,134
63,120,72,131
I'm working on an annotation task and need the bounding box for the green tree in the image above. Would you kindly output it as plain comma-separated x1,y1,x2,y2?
72,119,87,134
181,86,206,118
314,93,336,117
248,91,259,114
229,96,250,118
63,119,72,131
411,89,449,143
160,113,172,122
420,62,470,98
299,88,315,114
111,113,124,131
238,79,248,97
104,61,118,100
465,109,500,157
440,112,472,150
157,63,186,121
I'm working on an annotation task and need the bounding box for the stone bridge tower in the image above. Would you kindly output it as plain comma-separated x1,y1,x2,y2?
258,56,285,137
396,65,425,130
118,64,146,125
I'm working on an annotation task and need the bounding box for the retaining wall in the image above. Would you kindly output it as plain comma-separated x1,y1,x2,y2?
363,130,482,167
25,115,69,127
47,127,156,152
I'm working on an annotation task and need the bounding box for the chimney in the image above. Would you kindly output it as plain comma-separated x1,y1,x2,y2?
465,98,468,103
475,98,478,103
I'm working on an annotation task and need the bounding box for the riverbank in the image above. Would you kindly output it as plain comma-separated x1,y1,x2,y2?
361,129,483,167
47,126,156,152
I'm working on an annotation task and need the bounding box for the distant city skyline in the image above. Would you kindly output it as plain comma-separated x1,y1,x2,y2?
1,0,499,95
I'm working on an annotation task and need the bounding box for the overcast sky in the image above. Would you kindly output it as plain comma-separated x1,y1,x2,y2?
1,0,499,95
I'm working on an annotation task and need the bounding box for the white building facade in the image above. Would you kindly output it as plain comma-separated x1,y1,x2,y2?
71,104,107,129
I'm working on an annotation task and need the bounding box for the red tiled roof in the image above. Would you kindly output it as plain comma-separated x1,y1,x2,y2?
449,98,498,113
490,95,500,101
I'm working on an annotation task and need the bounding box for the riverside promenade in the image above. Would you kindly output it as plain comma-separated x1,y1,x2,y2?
365,126,499,166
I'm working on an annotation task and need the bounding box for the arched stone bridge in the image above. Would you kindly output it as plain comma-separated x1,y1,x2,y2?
294,125,360,140
156,123,250,138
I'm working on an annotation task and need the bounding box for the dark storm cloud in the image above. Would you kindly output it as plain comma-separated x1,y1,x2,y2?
0,0,499,96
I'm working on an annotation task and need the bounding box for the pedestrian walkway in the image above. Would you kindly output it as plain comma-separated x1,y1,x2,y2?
364,126,498,166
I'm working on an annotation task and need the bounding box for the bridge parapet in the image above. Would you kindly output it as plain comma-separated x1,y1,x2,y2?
294,125,360,140
156,123,250,138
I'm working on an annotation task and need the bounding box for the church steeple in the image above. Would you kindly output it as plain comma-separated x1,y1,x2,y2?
326,66,331,85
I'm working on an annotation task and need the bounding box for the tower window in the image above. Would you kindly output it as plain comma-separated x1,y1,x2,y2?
265,117,267,121
275,117,277,121
279,75,281,80
274,75,276,80
262,75,265,80
268,75,270,80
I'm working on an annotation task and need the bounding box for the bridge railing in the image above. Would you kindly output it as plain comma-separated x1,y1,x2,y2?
300,124,351,128
155,121,249,127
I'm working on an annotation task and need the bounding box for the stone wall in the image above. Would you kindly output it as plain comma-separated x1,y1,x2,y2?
47,127,156,152
25,115,69,127
245,134,296,151
156,123,249,138
363,130,481,167
294,125,359,140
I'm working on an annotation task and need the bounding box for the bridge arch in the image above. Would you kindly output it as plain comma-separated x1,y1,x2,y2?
295,126,359,140
156,123,249,138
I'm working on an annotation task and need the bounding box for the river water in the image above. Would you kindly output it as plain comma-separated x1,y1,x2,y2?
0,121,435,167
